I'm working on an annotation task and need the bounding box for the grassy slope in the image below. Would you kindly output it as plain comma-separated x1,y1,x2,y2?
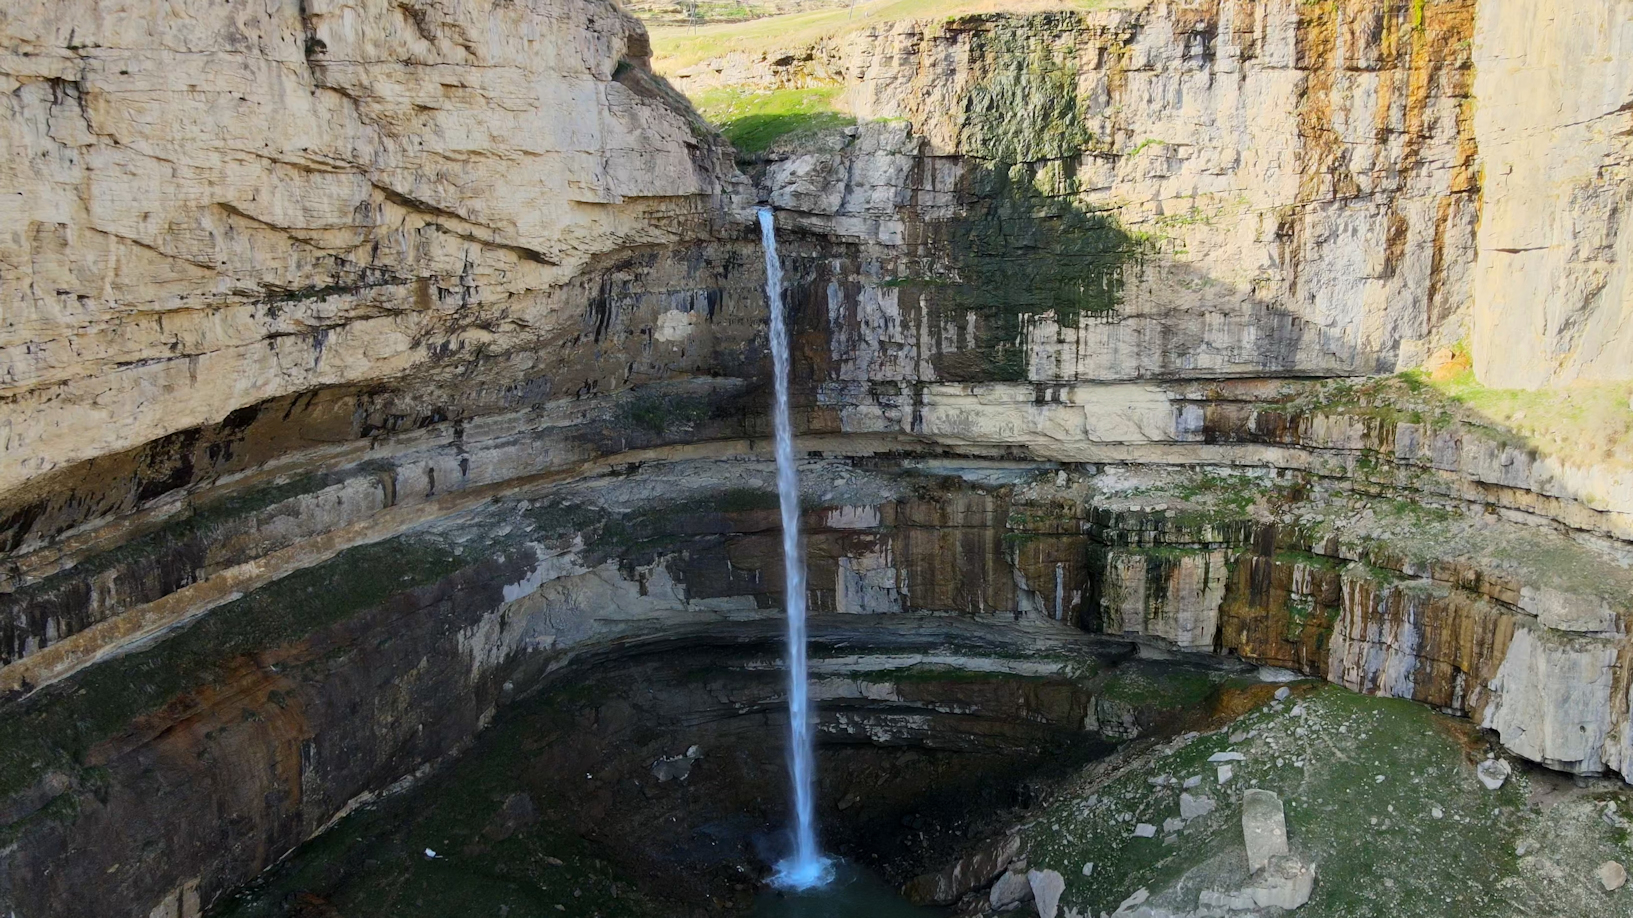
629,0,854,28
1407,349,1633,471
691,86,856,153
650,0,1120,71
1025,683,1633,918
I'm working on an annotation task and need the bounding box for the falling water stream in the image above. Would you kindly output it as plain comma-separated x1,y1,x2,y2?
760,206,833,890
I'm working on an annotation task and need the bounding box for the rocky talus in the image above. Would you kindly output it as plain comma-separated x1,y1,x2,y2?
0,0,1631,916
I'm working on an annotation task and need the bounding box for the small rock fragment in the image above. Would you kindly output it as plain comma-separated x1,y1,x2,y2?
990,870,1034,910
1274,686,1291,701
1081,862,1094,877
1183,775,1204,789
1112,888,1150,917
1477,758,1512,791
1209,751,1246,763
1163,817,1185,834
1180,792,1217,820
1218,764,1234,784
1598,861,1628,892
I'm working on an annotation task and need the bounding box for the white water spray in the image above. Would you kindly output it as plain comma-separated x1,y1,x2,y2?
760,206,832,890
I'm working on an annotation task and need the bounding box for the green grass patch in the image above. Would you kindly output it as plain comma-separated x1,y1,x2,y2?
1093,665,1224,712
691,86,855,153
1407,352,1633,471
1027,684,1546,918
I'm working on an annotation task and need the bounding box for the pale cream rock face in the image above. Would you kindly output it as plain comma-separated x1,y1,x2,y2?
1481,623,1621,775
1472,0,1633,387
774,3,1481,384
0,0,729,495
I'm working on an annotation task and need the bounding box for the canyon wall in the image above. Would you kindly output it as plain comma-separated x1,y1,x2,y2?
0,0,751,497
1471,0,1633,387
1,0,1633,915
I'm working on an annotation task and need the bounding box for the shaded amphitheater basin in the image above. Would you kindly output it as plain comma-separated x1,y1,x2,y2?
207,619,1241,917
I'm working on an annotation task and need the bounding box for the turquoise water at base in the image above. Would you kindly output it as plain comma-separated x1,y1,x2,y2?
750,861,949,918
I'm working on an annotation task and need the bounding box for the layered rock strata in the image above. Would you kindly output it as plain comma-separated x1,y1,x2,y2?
1,1,1632,916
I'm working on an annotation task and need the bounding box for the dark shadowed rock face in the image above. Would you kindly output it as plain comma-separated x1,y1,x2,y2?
205,623,1230,917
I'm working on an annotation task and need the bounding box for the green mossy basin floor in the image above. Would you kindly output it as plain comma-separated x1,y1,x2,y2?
1019,682,1633,918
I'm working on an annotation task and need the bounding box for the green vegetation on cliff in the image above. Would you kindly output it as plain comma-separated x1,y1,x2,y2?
692,86,855,153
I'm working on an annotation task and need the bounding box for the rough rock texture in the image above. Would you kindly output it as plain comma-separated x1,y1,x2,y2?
770,1,1481,383
1471,0,1633,387
0,0,748,496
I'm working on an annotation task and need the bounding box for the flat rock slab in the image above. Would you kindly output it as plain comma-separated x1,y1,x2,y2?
1598,860,1628,891
1028,868,1065,918
1242,788,1290,873
1180,792,1216,820
991,869,1033,910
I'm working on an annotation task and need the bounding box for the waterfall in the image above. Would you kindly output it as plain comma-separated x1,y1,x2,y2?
760,207,832,890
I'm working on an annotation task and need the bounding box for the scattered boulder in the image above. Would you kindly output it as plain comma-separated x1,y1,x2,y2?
1249,855,1317,909
1273,687,1291,701
1598,860,1628,892
481,792,539,842
1209,752,1245,763
1179,792,1216,820
1081,862,1094,877
1183,775,1203,789
1027,868,1065,918
1163,817,1186,835
991,869,1034,911
1133,823,1158,838
651,745,704,782
1217,764,1234,785
1242,789,1290,873
1477,758,1512,791
904,832,1022,906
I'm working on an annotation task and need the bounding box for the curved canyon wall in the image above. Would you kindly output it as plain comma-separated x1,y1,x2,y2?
1,0,1633,916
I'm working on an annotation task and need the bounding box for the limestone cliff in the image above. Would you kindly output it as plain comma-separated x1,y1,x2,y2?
761,1,1480,382
1,1,1633,916
0,0,747,498
1472,0,1633,388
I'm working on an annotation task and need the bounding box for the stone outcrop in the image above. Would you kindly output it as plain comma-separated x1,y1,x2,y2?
768,1,1482,383
0,0,748,498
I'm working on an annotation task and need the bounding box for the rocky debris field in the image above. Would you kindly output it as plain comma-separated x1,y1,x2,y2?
966,680,1633,918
